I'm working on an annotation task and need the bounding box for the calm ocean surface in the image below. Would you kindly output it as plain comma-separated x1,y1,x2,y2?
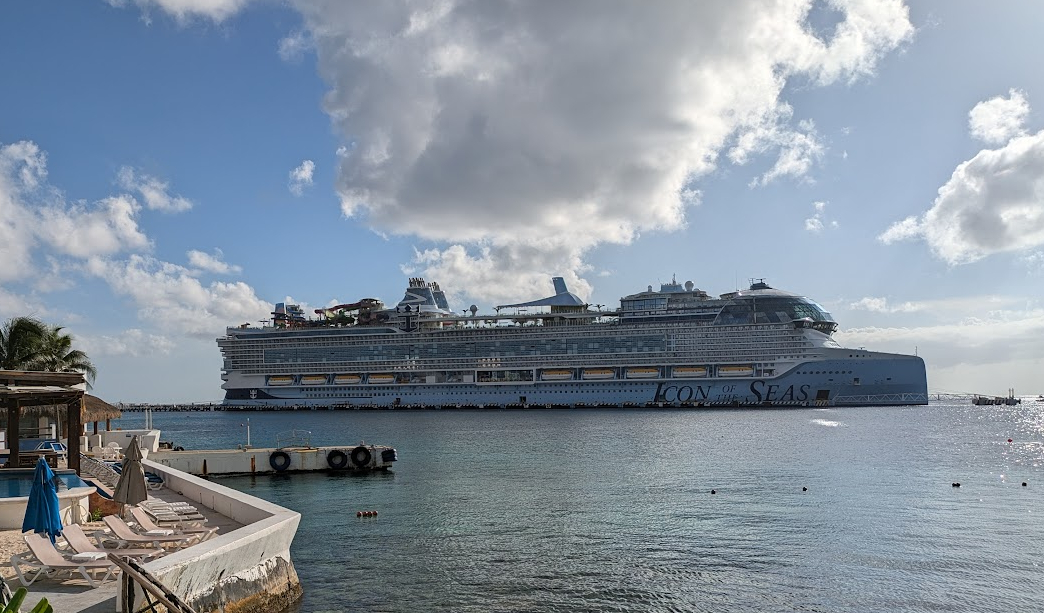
115,401,1044,612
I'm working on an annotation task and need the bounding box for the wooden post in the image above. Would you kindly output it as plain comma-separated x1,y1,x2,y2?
67,395,82,474
7,400,19,469
93,421,98,435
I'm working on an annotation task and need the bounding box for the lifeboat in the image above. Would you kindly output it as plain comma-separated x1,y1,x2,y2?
267,375,294,386
334,374,362,385
582,368,615,380
718,365,754,377
301,375,328,385
541,369,573,381
673,366,708,378
367,374,395,384
625,367,660,379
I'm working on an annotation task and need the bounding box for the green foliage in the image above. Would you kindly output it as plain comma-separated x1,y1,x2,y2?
2,587,52,613
0,316,96,386
90,508,104,522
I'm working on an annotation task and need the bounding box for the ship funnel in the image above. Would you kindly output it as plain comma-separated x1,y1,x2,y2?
552,277,569,295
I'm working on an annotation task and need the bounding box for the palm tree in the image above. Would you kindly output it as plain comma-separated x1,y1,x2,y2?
31,324,97,386
0,317,96,386
0,316,48,370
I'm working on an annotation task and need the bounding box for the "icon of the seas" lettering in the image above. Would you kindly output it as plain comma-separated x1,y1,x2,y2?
749,380,810,402
653,380,811,403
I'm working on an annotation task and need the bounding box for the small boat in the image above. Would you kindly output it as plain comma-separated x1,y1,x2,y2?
334,374,362,385
718,365,754,377
367,374,395,384
301,375,328,385
268,375,294,386
541,369,573,381
673,366,708,378
582,368,615,380
625,367,660,379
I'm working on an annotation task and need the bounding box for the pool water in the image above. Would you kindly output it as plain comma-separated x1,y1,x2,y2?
0,472,92,498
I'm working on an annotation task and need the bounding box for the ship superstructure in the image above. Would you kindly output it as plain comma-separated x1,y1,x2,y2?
218,277,927,408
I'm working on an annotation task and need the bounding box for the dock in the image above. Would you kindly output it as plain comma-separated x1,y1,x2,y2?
148,442,397,476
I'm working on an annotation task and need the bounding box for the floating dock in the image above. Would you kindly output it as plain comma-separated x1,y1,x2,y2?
148,442,397,476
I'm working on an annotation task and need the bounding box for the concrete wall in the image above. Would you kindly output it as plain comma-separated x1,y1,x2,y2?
149,444,396,475
124,460,302,613
0,486,92,529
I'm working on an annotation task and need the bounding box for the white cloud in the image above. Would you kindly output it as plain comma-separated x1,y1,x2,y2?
80,329,176,357
278,30,312,62
288,160,315,196
969,89,1029,145
37,195,152,257
85,254,272,338
0,140,153,287
116,166,193,213
287,0,911,294
804,200,838,233
837,303,1044,382
107,0,252,22
879,130,1044,263
848,297,923,313
187,248,242,274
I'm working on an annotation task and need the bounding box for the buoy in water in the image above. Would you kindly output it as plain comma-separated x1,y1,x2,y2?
802,487,808,492
952,482,961,487
1023,482,1028,487
357,511,362,517
710,489,716,495
1008,438,1013,443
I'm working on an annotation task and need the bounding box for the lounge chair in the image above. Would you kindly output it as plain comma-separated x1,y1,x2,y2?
101,515,193,550
10,533,118,588
61,523,163,563
129,507,218,543
140,500,207,525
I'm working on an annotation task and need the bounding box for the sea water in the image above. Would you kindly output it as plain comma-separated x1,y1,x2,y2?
115,401,1044,612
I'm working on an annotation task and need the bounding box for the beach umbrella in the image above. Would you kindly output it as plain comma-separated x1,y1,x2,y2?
22,457,63,543
112,435,148,509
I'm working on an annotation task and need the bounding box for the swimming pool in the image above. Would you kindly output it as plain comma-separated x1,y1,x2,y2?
0,469,95,529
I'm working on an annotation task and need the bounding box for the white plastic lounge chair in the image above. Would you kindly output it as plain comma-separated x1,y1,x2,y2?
10,533,118,588
61,523,162,563
102,515,193,550
129,507,218,543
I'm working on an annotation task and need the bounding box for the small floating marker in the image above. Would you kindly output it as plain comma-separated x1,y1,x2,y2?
1023,482,1028,487
357,511,362,517
952,482,961,488
1008,438,1013,443
711,489,716,495
802,487,808,492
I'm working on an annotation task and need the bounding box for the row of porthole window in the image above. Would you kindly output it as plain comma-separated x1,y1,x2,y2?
798,370,853,375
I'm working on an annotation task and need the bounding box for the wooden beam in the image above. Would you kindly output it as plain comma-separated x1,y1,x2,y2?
67,396,82,474
7,400,19,468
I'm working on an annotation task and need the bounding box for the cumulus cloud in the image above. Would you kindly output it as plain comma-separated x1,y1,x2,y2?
0,140,155,288
85,254,272,338
187,248,242,274
280,0,912,298
80,328,176,357
106,0,251,22
288,160,315,196
969,89,1029,145
116,166,193,213
879,129,1044,264
804,201,838,233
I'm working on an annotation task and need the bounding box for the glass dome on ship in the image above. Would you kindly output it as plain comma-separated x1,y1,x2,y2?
217,276,926,409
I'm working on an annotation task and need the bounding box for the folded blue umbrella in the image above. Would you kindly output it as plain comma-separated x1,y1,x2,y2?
22,457,63,543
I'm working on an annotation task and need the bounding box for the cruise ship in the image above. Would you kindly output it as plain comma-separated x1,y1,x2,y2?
217,277,928,408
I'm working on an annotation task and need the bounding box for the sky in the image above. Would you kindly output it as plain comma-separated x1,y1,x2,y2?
2,0,1044,403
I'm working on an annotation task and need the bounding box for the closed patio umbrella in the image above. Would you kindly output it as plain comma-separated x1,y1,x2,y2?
22,457,63,543
112,435,148,509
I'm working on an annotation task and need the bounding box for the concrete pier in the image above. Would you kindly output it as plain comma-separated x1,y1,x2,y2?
149,443,397,476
